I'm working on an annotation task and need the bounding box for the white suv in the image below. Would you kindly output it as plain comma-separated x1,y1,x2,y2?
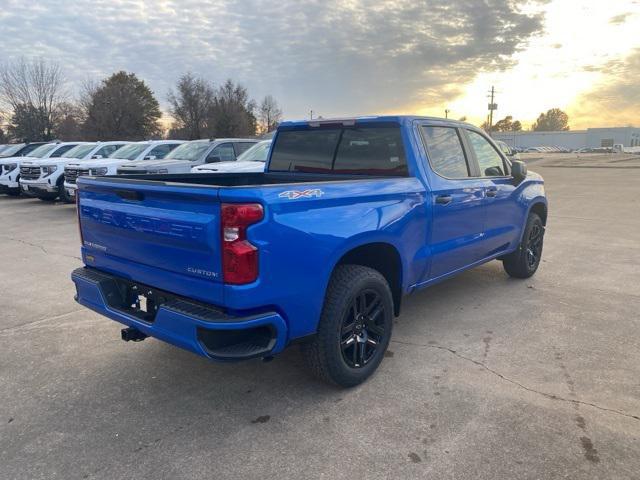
19,142,127,202
15,142,84,199
64,140,183,199
191,140,271,174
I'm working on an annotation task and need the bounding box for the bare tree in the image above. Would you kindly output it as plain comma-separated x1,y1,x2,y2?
0,58,67,140
258,95,283,134
167,73,215,140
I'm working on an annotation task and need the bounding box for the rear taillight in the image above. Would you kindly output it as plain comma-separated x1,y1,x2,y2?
76,190,83,245
221,203,263,284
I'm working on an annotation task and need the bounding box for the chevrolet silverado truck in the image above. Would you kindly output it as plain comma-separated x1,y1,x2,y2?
71,116,547,387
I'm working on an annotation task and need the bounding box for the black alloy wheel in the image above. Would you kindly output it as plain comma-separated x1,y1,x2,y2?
340,290,386,368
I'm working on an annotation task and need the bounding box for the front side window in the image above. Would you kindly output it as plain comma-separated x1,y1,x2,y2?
166,141,210,161
50,144,78,158
110,143,149,160
421,126,469,178
208,143,235,162
62,144,96,159
95,145,121,157
148,144,173,159
269,125,408,175
467,130,506,177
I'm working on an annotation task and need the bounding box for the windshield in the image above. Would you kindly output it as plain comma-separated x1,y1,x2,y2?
27,144,58,158
109,143,149,160
165,141,210,161
237,141,271,162
0,144,26,157
62,144,97,159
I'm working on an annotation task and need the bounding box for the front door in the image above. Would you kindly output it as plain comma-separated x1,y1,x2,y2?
463,129,521,258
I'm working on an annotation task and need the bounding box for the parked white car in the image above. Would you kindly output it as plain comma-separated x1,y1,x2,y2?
19,142,127,202
191,140,271,173
63,140,183,199
117,138,258,175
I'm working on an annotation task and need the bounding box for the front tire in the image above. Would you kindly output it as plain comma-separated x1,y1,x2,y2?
302,265,393,387
59,181,72,203
502,212,545,278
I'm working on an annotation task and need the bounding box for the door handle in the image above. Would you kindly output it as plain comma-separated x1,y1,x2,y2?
486,188,497,198
435,194,453,205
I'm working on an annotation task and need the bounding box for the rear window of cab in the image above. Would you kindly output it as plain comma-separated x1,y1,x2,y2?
269,124,408,176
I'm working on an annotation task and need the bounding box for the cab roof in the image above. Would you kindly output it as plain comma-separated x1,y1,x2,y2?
279,115,476,130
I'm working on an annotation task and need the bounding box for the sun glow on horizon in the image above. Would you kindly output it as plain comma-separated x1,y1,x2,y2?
413,0,640,128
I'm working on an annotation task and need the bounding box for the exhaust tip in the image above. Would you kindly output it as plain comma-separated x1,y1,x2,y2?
121,327,147,342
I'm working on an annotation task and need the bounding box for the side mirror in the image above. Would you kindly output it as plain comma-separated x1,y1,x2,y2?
91,154,103,159
143,155,157,160
207,156,221,163
511,160,527,184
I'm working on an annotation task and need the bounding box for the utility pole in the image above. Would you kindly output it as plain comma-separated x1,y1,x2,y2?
444,109,450,119
487,86,497,135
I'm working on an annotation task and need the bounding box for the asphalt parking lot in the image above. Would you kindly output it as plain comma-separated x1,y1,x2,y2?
1,157,639,479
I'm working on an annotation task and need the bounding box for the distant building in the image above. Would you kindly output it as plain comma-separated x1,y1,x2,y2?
493,127,640,150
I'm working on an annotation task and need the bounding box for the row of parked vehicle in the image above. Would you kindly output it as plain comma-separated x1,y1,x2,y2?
0,137,272,202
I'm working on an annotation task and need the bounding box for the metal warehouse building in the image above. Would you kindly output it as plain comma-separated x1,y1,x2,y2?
493,127,640,150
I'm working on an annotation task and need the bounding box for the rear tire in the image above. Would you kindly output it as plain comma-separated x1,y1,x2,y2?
502,212,545,278
302,265,393,387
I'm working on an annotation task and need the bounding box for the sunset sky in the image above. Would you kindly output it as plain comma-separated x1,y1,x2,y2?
1,0,639,129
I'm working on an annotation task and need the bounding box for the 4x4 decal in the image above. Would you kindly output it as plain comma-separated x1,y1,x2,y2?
278,189,324,200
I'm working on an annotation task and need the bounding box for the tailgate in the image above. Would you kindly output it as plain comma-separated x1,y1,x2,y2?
77,178,224,305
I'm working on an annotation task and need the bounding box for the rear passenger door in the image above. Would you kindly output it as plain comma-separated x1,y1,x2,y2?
419,124,486,279
463,129,520,258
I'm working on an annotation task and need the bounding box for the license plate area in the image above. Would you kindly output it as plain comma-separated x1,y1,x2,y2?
102,277,171,323
125,285,164,322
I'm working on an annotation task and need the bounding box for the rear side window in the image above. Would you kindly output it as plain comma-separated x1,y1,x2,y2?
269,125,408,175
421,126,469,178
466,130,506,177
50,144,77,158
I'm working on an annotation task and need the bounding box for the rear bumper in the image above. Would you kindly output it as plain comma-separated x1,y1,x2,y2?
71,267,288,360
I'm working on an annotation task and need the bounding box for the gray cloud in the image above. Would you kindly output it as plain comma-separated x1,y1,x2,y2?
0,0,546,118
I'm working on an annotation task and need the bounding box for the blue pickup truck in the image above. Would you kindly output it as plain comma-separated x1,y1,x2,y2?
72,116,547,386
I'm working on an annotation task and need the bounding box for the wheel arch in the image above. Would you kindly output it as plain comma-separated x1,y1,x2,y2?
334,242,403,316
529,201,548,225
